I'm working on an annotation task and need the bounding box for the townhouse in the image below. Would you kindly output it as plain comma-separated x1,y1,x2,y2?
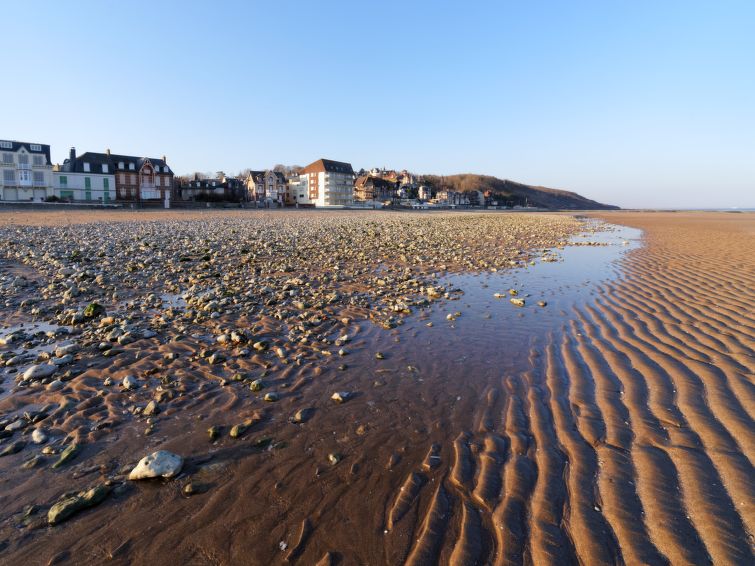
0,139,54,201
53,147,116,202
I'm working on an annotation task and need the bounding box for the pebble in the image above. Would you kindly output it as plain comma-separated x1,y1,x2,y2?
31,428,48,444
331,391,351,403
122,375,137,390
22,364,57,381
48,485,110,525
128,450,183,480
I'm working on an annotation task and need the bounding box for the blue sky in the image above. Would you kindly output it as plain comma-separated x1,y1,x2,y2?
3,1,753,208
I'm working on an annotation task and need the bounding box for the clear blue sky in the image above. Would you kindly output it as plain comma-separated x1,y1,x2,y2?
3,1,753,208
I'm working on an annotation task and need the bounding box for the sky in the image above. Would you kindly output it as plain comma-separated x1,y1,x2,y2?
3,0,754,208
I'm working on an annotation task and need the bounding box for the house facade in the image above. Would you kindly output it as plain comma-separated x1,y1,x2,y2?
110,153,173,202
0,139,53,202
245,170,286,206
53,147,116,202
354,175,396,202
299,158,354,207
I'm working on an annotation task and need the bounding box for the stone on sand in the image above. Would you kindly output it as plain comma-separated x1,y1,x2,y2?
128,450,183,480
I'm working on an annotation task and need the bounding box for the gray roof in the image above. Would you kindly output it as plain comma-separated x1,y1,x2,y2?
0,140,52,165
62,152,172,175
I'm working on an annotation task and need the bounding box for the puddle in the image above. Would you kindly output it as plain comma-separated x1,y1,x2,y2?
385,221,643,376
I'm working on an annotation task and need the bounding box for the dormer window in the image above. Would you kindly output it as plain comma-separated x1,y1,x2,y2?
128,163,135,170
30,144,41,152
118,162,124,170
102,164,109,173
83,162,90,172
0,141,11,149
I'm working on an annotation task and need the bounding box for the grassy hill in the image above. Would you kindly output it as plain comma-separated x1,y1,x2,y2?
423,174,618,210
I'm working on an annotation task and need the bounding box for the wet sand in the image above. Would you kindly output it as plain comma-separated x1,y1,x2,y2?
0,210,752,565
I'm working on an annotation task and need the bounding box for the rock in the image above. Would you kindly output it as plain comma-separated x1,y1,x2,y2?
128,450,183,480
143,400,160,416
48,485,110,525
46,380,64,392
83,302,106,319
207,425,221,440
263,392,279,402
331,391,350,403
122,375,137,390
207,352,225,365
253,340,268,351
22,364,57,381
52,443,81,469
52,354,73,366
31,428,48,444
249,379,265,392
55,343,80,358
290,408,314,424
5,419,26,432
328,453,341,465
510,298,526,307
230,422,250,438
537,300,548,307
0,440,25,457
375,352,385,360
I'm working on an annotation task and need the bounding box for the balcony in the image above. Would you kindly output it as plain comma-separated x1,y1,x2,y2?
17,163,31,170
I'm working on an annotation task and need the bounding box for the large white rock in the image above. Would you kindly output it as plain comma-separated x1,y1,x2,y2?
22,364,57,381
128,450,183,480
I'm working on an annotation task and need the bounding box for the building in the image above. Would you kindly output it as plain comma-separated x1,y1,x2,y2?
178,175,245,201
354,175,396,202
53,147,116,202
0,139,53,202
418,185,432,201
286,175,307,206
64,150,173,203
245,170,287,206
299,158,355,207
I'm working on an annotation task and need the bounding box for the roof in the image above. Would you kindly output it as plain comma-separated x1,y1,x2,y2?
246,170,288,183
355,175,396,189
61,152,172,175
0,140,52,165
301,159,354,175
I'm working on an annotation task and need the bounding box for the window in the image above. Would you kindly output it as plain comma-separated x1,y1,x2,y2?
0,141,12,149
118,161,124,170
128,163,135,170
33,155,43,166
18,154,28,165
33,171,44,186
30,144,41,151
83,162,90,172
102,164,109,173
2,153,11,164
103,178,109,190
85,177,91,189
3,170,14,183
59,175,67,186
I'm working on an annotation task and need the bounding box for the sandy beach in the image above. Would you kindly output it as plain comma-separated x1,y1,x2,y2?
0,209,752,565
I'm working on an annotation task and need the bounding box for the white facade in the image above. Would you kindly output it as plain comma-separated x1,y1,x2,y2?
53,171,116,202
309,170,354,207
0,141,53,202
287,175,309,205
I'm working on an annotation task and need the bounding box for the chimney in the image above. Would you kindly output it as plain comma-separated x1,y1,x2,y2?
106,148,111,156
69,147,76,161
162,155,167,164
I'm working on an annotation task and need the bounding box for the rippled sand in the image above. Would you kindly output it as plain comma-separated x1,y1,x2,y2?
0,210,752,565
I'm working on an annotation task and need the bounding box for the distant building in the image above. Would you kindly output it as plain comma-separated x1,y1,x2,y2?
66,150,173,203
53,147,116,202
245,170,287,206
0,139,53,202
354,175,396,202
298,158,355,207
418,185,431,201
177,174,243,201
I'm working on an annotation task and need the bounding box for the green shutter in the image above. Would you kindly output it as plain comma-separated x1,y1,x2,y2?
85,177,91,189
103,178,109,189
60,176,67,186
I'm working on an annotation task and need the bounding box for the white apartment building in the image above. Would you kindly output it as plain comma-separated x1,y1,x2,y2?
0,140,54,202
299,158,355,207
